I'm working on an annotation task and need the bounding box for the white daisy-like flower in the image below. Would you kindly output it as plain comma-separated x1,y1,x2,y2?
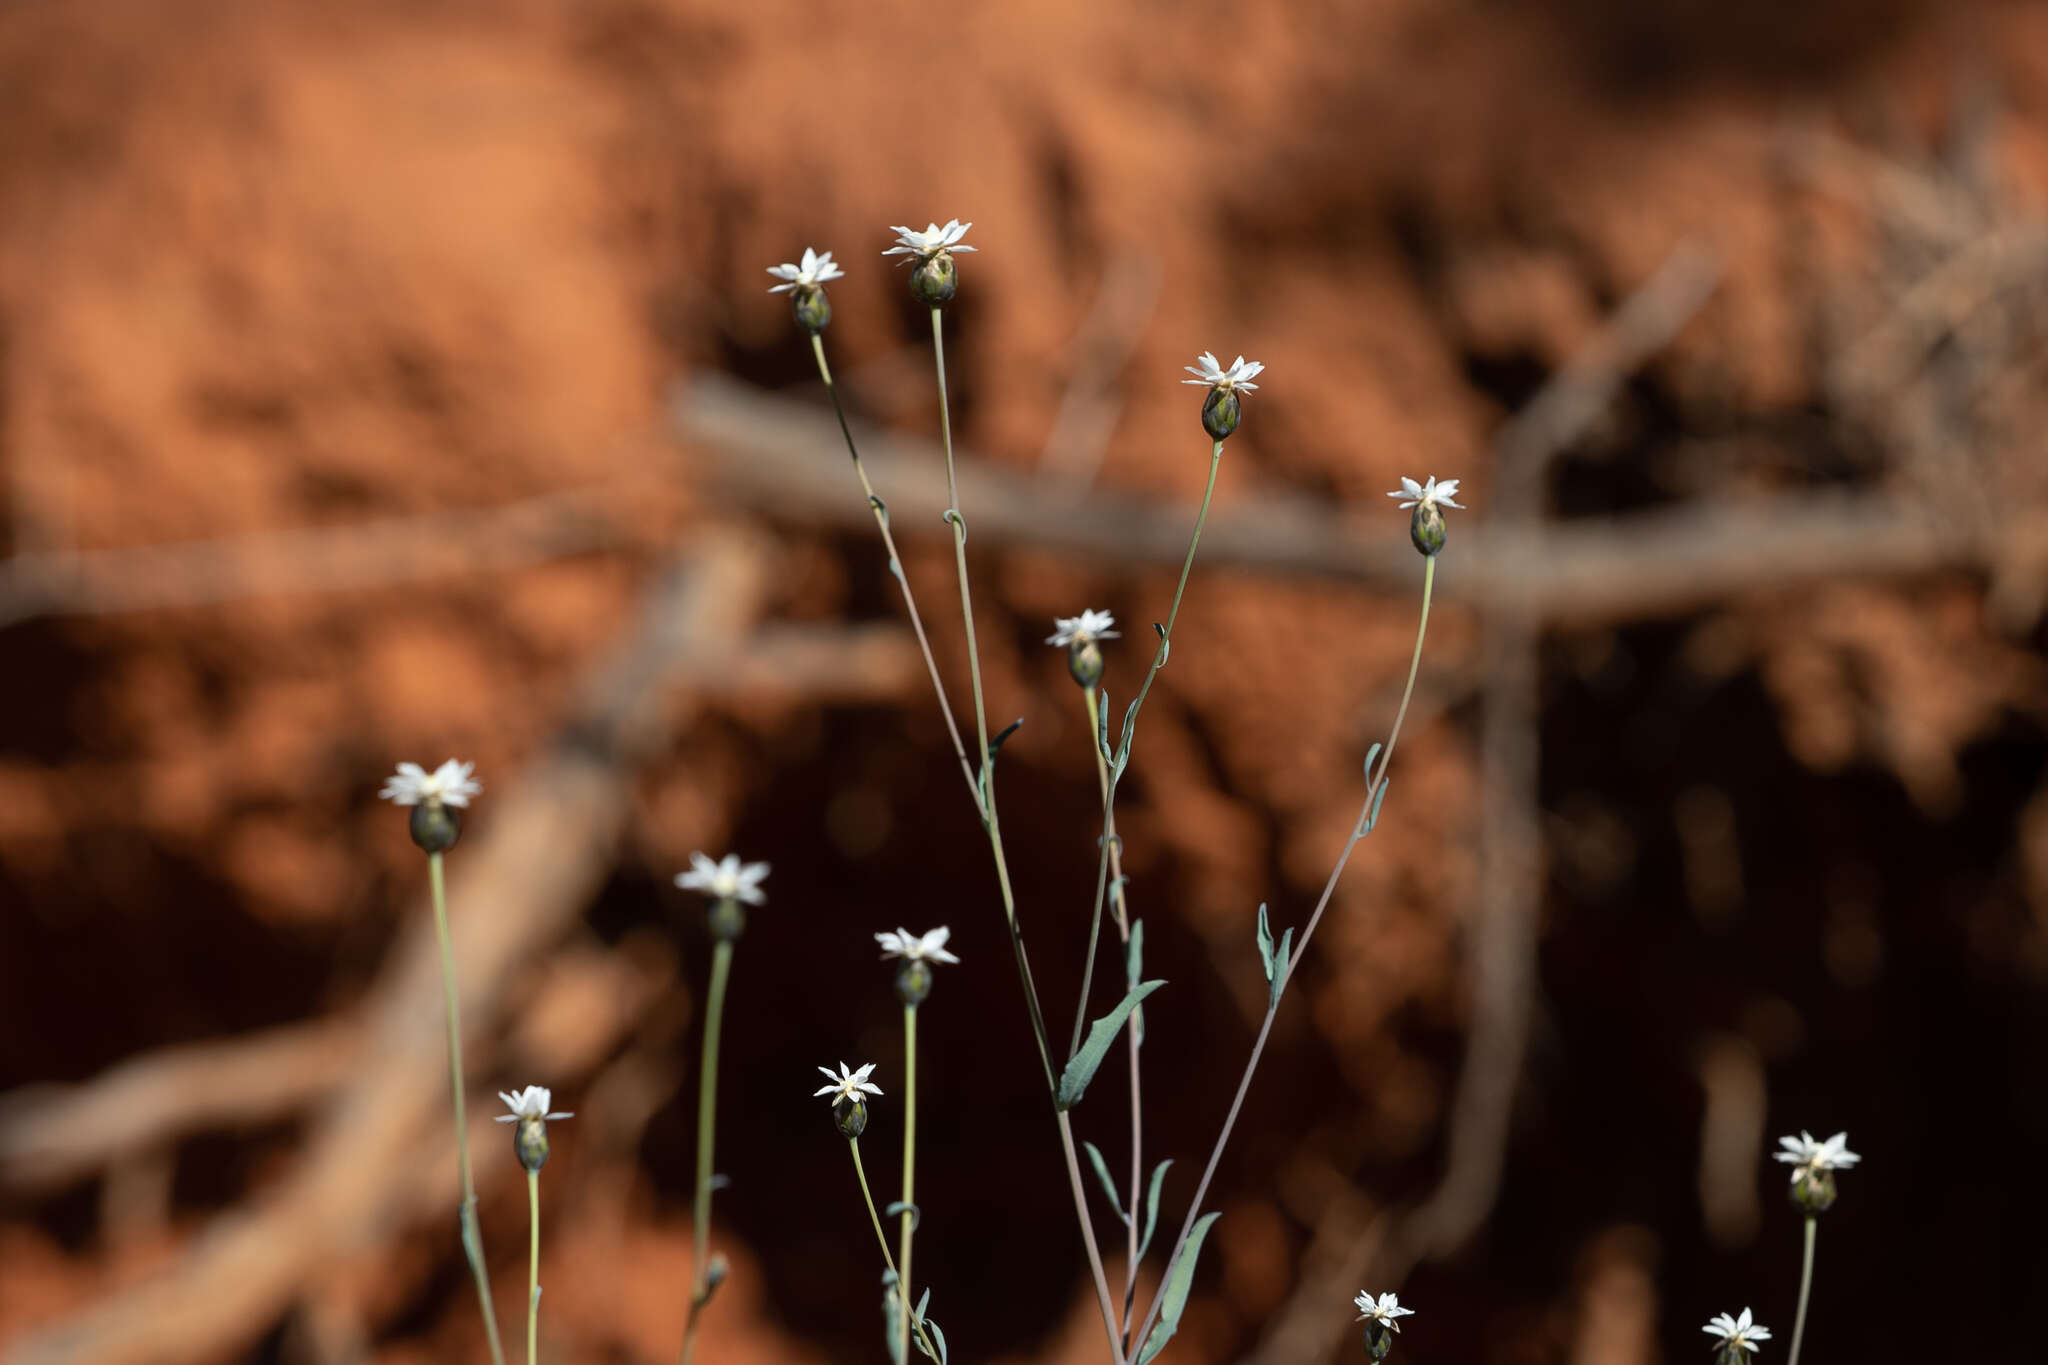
1046,609,1120,648
876,926,961,964
494,1085,574,1123
378,759,481,808
883,219,977,261
1180,351,1264,393
675,852,771,905
1702,1308,1772,1354
1353,1291,1414,1330
1773,1130,1860,1181
1386,476,1464,510
766,247,845,294
814,1061,884,1104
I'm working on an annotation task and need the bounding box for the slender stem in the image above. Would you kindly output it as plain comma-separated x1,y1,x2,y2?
1134,555,1437,1350
1787,1217,1818,1365
526,1169,541,1365
931,308,994,776
1085,683,1144,1341
679,937,734,1365
898,1004,919,1365
850,1138,942,1363
428,849,507,1365
810,332,981,812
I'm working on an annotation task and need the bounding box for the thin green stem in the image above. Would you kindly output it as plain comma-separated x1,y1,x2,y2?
898,1004,918,1365
678,937,735,1365
931,309,994,775
850,1139,942,1363
1787,1217,1818,1365
1085,683,1144,1342
526,1168,541,1365
810,332,982,812
428,849,507,1365
1134,555,1437,1351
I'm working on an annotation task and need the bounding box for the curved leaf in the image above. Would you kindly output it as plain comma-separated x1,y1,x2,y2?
1137,1158,1173,1262
1081,1141,1127,1223
1135,1211,1222,1365
1057,980,1164,1110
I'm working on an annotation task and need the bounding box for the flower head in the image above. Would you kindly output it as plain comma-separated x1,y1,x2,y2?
1181,351,1264,393
876,926,961,964
1353,1292,1414,1330
814,1061,883,1104
883,220,976,261
676,852,771,906
1386,476,1464,511
495,1085,574,1123
766,247,844,294
1773,1130,1860,1181
1046,610,1120,648
379,759,481,808
1702,1308,1771,1355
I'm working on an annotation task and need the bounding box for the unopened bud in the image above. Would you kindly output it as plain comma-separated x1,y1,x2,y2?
1067,638,1104,688
833,1096,869,1139
707,897,746,942
910,252,958,306
1201,387,1242,441
793,286,832,333
514,1115,550,1173
1363,1320,1395,1362
1790,1167,1838,1216
1409,501,1445,557
894,959,933,1007
409,801,460,854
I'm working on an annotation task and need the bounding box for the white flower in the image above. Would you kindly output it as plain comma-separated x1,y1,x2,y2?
766,247,845,293
814,1061,883,1104
1702,1308,1771,1354
1353,1291,1414,1330
494,1085,574,1123
883,220,976,260
876,926,961,964
1386,475,1464,510
1180,351,1264,392
379,759,481,808
675,852,771,905
1773,1130,1860,1182
1046,609,1120,648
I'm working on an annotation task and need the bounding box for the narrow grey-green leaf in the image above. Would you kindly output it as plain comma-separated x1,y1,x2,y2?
1081,1140,1128,1223
925,1317,949,1365
1255,902,1274,983
870,494,890,527
882,1270,906,1365
1126,918,1144,991
988,717,1024,761
1135,1211,1222,1365
1361,741,1383,785
1096,687,1113,762
915,1288,931,1322
1267,927,1293,1013
884,1200,922,1233
1057,979,1165,1110
1137,1158,1173,1262
1110,694,1142,785
1367,776,1392,832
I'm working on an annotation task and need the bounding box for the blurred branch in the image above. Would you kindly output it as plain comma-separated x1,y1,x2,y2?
0,620,915,1201
682,368,2034,627
3,529,772,1365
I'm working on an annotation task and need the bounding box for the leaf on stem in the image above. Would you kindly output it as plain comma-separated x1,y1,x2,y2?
884,1200,922,1233
1361,741,1383,787
1135,1211,1222,1365
1137,1158,1173,1262
1057,980,1165,1110
988,717,1024,761
1081,1141,1128,1224
1255,903,1274,982
881,1269,907,1365
1268,927,1293,1012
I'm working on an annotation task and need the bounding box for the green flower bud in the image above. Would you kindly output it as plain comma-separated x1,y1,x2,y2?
1067,637,1104,688
910,252,958,306
792,285,832,333
514,1115,550,1172
894,958,933,1007
707,896,746,942
1363,1320,1395,1361
1201,387,1241,440
409,801,460,854
1790,1167,1838,1216
833,1096,869,1139
1409,500,1445,557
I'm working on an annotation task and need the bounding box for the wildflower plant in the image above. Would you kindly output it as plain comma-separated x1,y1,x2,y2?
1774,1130,1859,1365
774,220,1454,1365
498,1086,572,1364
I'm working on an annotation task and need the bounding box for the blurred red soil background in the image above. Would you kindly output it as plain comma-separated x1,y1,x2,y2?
1,0,2046,1361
